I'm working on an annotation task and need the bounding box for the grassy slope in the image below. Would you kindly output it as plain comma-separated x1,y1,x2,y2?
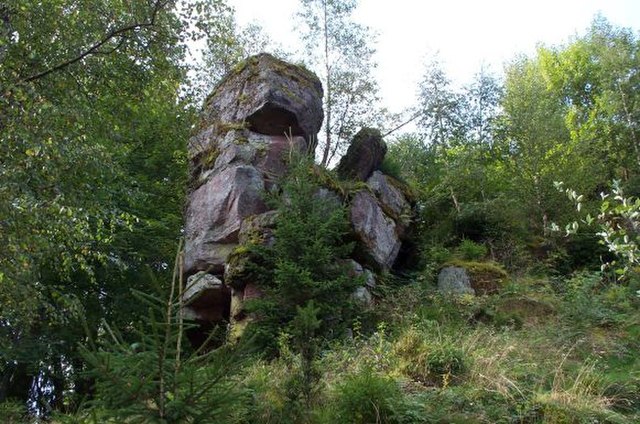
236,272,640,423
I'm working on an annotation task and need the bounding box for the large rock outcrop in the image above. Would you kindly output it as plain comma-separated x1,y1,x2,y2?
182,54,416,341
183,54,323,331
185,54,323,278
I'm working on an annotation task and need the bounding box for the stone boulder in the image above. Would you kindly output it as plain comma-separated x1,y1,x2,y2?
343,259,377,289
352,286,374,306
350,191,401,270
437,266,475,296
343,259,376,306
459,261,508,295
336,128,387,181
182,272,231,322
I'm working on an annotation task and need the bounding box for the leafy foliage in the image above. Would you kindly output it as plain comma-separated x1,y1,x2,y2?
328,367,404,424
0,0,237,413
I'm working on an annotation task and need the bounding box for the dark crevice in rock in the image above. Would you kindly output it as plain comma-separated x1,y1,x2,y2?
246,102,304,138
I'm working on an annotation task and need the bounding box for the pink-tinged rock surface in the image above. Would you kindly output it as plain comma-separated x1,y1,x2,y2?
184,165,267,275
350,191,401,270
202,53,323,149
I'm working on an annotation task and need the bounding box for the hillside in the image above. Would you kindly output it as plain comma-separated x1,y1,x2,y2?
1,1,640,423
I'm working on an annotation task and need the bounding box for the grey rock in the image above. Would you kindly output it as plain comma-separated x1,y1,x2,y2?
350,191,401,270
336,128,387,181
181,272,231,323
437,266,476,296
367,171,411,223
183,272,225,307
342,259,376,289
363,269,376,289
352,286,373,306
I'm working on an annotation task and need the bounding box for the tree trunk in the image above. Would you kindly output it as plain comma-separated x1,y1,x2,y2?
320,0,332,167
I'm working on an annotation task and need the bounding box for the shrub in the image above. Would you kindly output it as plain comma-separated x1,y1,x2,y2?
456,239,487,261
329,367,404,424
393,325,467,386
427,245,452,265
0,401,26,424
77,273,249,423
561,272,622,328
379,156,403,181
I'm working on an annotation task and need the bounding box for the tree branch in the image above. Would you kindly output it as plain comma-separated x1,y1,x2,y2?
18,0,167,85
382,111,422,138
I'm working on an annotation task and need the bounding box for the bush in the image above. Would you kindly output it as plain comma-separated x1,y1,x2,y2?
561,272,622,328
427,245,452,265
0,401,26,424
393,325,467,386
77,281,249,423
456,239,487,261
379,156,404,181
329,367,404,424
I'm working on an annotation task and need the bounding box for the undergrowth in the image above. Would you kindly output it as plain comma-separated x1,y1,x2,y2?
232,272,640,423
33,271,639,423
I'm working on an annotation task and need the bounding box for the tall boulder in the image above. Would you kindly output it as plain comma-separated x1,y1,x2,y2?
336,128,387,181
350,191,402,270
198,53,323,148
183,54,324,334
366,170,413,236
185,54,323,278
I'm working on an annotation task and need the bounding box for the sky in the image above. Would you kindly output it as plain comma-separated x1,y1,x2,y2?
229,0,640,114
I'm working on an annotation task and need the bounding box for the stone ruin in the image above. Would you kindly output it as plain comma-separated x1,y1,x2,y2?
182,53,415,342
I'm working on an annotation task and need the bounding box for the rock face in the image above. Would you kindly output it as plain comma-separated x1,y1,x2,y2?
366,170,413,237
200,53,323,147
182,272,231,322
182,54,416,343
350,191,402,270
184,165,267,274
437,267,476,296
336,128,387,181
